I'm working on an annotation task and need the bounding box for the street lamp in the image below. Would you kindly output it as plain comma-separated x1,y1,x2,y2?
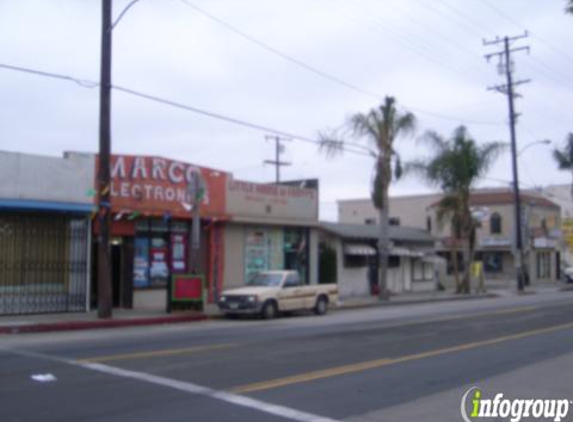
518,139,551,156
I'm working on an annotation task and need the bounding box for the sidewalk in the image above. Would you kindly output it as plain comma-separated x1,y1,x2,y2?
0,309,207,335
1,284,568,335
337,290,494,310
337,283,567,310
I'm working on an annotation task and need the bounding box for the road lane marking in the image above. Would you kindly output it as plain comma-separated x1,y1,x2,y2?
230,358,394,394
364,305,538,332
231,321,573,394
2,347,342,422
76,343,235,363
79,362,342,422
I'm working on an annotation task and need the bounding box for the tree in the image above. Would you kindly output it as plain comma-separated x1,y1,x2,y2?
407,126,505,293
567,0,573,14
552,133,573,197
319,96,416,299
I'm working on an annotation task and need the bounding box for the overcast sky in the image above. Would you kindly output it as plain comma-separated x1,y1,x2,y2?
1,0,572,220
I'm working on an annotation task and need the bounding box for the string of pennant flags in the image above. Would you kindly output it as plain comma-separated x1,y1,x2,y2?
86,187,202,222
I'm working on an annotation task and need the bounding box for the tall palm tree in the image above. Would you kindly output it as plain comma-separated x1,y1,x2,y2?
319,96,416,299
552,133,573,197
407,126,505,293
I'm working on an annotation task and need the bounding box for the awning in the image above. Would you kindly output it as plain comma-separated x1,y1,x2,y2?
421,254,446,264
389,247,424,258
344,243,376,256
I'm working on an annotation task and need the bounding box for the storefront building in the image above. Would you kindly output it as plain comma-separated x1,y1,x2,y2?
319,222,439,298
0,149,320,315
222,177,319,290
89,153,229,310
0,151,93,315
428,190,562,287
89,154,319,311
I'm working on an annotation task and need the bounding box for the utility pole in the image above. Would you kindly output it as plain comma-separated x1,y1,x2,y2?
484,33,531,293
97,0,113,318
264,135,291,184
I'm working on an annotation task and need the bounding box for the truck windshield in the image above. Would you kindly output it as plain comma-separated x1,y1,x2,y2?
248,273,283,287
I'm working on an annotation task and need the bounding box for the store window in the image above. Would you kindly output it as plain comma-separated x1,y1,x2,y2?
490,213,502,234
244,226,309,284
536,251,551,279
483,252,503,273
133,219,190,289
412,260,433,281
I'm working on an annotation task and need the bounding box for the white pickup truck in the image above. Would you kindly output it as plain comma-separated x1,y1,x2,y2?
217,270,338,319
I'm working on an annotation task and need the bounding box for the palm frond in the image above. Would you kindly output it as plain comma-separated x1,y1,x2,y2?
418,130,448,153
317,129,345,158
349,112,379,143
553,148,572,170
477,141,508,175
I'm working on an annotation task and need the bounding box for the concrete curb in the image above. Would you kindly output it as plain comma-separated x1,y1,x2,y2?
0,313,208,335
336,292,497,311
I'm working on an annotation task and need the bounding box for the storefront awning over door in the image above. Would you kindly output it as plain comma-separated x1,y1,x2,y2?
389,247,424,258
344,243,376,256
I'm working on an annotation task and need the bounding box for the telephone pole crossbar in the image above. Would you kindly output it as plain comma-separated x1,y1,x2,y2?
484,32,531,293
264,135,291,184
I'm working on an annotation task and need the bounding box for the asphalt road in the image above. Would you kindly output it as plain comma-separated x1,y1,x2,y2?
2,291,573,422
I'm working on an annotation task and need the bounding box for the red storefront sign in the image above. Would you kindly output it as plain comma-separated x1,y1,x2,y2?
95,155,228,219
172,274,204,302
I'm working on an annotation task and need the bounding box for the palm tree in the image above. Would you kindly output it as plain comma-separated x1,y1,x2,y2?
552,133,573,197
319,96,416,299
407,126,505,293
567,0,573,14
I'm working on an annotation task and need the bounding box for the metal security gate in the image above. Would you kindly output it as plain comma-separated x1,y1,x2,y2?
0,213,89,315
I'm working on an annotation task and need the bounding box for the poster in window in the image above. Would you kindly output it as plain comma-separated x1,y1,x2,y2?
150,237,169,286
133,237,149,288
171,233,188,273
245,228,268,283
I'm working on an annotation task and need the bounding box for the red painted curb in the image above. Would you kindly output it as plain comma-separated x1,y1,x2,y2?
0,314,209,335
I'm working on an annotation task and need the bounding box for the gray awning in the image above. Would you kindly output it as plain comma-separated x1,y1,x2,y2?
344,243,376,256
389,247,424,258
421,254,446,264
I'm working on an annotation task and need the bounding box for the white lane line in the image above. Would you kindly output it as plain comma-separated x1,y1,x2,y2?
80,362,341,422
2,347,341,422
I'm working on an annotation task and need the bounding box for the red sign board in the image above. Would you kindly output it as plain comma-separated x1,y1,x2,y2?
96,155,228,218
172,274,204,302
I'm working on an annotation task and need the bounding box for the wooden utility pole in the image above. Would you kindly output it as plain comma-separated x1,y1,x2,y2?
484,33,531,293
97,0,113,318
264,135,291,183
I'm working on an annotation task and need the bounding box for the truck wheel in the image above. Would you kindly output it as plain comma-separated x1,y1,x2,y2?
314,296,328,316
261,301,278,319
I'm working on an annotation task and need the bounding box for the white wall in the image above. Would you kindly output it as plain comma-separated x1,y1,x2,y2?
223,223,245,289
0,151,95,204
335,240,370,298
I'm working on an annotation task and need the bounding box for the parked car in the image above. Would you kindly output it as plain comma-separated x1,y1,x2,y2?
217,270,338,319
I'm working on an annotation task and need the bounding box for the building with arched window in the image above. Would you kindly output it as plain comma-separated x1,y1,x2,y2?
490,213,502,234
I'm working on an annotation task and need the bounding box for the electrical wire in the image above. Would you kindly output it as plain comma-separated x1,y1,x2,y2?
477,0,573,70
177,0,505,127
0,62,374,159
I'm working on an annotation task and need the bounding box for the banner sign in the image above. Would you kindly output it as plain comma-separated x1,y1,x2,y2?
95,155,227,218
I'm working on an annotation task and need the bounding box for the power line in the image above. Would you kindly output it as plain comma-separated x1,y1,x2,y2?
177,0,504,127
0,62,374,159
0,63,99,88
477,0,573,68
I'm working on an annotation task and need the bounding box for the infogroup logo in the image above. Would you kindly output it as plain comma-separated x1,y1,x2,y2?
460,387,571,422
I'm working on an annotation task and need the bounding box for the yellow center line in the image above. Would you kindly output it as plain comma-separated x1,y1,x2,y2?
375,305,538,331
76,343,235,364
231,321,573,394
